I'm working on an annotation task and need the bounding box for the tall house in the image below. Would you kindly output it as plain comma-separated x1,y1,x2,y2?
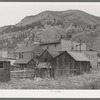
40,39,86,52
40,41,61,53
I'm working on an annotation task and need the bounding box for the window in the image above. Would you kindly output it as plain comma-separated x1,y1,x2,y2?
47,46,49,49
19,52,24,59
0,62,3,68
45,58,47,62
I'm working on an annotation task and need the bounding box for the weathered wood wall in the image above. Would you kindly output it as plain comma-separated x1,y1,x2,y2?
0,61,10,82
38,50,53,62
50,52,90,79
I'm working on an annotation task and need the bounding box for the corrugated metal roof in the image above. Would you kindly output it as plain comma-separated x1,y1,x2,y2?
36,62,49,69
15,44,42,53
68,51,90,62
14,58,32,64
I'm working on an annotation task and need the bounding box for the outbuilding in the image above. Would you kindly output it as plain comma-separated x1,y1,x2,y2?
35,62,50,78
49,51,91,79
14,58,36,70
13,58,36,79
35,49,59,78
0,57,10,82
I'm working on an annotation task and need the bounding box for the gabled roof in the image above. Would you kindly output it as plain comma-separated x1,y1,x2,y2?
39,49,59,59
15,44,43,54
47,49,59,58
14,58,32,64
50,51,90,62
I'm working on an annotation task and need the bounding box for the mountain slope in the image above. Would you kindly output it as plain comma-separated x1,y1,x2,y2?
0,10,100,51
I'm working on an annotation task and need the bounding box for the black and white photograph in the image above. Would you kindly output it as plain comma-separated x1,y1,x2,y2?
0,2,100,91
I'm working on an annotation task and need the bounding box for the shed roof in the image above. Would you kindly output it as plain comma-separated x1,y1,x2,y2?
67,51,90,62
36,62,49,69
15,44,42,53
14,58,32,64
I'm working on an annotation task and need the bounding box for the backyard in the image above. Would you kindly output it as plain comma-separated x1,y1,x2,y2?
0,67,100,89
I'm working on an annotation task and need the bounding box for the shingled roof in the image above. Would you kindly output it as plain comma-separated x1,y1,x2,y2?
14,58,32,64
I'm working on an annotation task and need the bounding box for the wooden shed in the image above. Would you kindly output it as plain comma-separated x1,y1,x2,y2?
35,49,59,78
35,62,50,78
14,58,36,70
49,51,91,79
0,57,10,82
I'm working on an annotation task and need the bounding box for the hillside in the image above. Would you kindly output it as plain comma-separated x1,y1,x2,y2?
0,10,100,51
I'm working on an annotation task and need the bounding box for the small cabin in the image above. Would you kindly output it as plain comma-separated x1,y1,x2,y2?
35,49,59,78
14,58,36,70
13,58,36,79
35,62,50,78
0,58,10,82
49,51,91,79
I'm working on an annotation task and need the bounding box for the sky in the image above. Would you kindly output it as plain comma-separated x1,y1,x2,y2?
0,2,100,27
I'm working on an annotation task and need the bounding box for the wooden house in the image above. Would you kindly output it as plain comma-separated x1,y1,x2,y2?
0,57,10,82
38,49,59,63
40,41,61,52
35,49,59,78
49,51,90,79
35,62,50,78
7,48,18,59
15,44,44,59
14,58,36,70
40,39,86,53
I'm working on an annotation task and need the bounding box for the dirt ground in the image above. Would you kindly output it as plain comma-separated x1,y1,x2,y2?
0,67,100,89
